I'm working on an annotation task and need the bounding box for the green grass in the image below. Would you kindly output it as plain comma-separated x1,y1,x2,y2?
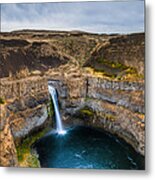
16,127,50,167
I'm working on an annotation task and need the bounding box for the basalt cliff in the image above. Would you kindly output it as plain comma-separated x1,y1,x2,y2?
0,30,145,167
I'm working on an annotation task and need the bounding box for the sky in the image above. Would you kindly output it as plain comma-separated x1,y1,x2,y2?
1,0,144,34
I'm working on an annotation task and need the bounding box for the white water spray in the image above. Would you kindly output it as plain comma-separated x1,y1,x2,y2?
48,85,66,135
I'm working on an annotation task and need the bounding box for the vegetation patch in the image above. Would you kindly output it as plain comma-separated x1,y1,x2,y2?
16,127,51,168
85,67,117,79
97,58,127,70
84,58,128,78
0,97,5,104
47,96,54,117
79,107,94,117
121,67,144,81
85,61,144,81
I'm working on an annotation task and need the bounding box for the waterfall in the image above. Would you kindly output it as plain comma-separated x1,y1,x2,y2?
48,85,66,135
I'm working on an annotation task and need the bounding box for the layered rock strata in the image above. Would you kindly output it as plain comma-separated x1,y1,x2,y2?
0,31,145,166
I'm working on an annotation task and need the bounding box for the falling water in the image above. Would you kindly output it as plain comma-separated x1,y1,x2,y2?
48,85,66,135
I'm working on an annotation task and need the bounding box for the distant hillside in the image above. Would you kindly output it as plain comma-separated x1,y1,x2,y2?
0,30,144,78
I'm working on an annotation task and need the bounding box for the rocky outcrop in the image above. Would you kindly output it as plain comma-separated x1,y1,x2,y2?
0,77,50,166
11,105,48,141
0,101,49,167
84,33,144,76
0,40,70,78
0,105,18,167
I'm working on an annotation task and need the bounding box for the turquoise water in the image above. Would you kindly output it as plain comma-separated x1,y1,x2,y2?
33,126,145,170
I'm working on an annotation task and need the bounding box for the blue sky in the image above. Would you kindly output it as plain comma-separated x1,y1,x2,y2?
1,1,144,34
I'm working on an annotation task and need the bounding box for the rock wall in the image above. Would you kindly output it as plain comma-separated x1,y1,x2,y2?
0,105,18,167
87,78,144,114
0,77,50,142
48,76,145,156
0,77,48,100
0,74,145,160
0,77,50,166
84,77,145,154
11,105,48,141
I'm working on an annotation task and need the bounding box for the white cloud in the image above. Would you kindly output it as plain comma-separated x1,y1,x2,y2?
1,1,144,33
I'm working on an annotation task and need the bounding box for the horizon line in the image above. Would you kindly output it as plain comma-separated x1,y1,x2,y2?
0,28,145,35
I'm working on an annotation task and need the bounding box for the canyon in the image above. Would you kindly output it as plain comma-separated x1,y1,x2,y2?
0,30,145,167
